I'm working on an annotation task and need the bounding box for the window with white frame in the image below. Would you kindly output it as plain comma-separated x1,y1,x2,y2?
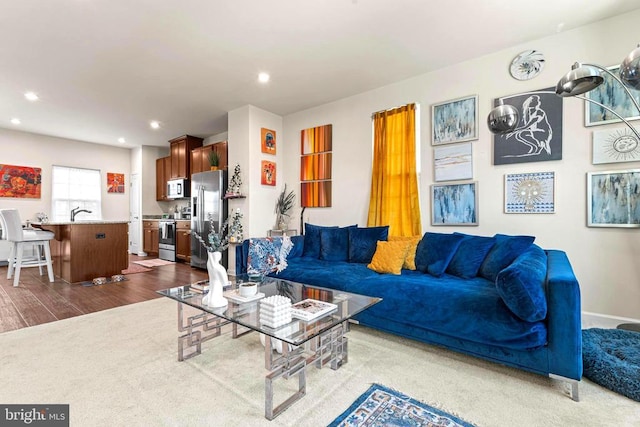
51,166,102,222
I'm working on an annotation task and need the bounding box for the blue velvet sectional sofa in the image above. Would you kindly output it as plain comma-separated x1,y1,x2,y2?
236,225,583,400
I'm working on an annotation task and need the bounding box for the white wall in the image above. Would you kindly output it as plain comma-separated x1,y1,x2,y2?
281,10,640,320
0,128,131,222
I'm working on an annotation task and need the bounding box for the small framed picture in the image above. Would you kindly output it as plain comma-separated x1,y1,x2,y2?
434,142,473,182
261,128,276,154
431,95,478,145
504,172,555,213
431,181,478,226
107,172,125,194
261,161,276,186
585,65,640,127
592,126,640,164
587,169,640,227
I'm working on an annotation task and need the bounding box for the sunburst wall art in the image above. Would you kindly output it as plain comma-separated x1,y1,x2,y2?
504,171,555,213
592,126,640,164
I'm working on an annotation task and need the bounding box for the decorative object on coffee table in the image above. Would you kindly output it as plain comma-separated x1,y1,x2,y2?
193,213,231,308
259,295,292,328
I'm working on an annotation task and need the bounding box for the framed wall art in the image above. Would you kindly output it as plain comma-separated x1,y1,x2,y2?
592,126,640,164
107,172,125,193
587,169,640,227
504,172,555,213
432,95,478,145
0,164,42,198
434,142,472,182
261,161,276,186
585,65,640,127
431,181,478,226
493,87,562,165
301,124,333,207
261,128,276,154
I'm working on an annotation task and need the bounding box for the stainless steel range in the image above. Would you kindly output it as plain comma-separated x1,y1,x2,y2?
158,218,176,262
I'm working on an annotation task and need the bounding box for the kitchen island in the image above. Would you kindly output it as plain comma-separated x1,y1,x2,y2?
33,221,129,283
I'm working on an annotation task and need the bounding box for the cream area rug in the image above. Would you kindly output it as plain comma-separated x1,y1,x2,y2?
133,259,175,268
1,299,638,427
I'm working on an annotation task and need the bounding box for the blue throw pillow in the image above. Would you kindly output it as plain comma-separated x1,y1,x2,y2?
348,226,389,263
446,234,497,279
478,234,535,282
414,232,466,277
495,245,548,322
319,227,350,261
302,223,337,258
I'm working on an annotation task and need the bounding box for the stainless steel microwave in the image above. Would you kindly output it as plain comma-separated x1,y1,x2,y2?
167,178,189,199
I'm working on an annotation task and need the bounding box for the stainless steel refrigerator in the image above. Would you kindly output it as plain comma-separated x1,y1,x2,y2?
191,170,228,269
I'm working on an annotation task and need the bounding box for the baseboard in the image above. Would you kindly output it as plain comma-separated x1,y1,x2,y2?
582,311,640,329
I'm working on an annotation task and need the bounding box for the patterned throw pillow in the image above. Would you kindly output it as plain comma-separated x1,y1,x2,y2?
367,240,411,275
247,236,293,276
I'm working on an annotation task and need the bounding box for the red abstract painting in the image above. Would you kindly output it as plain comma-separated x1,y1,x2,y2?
0,164,42,198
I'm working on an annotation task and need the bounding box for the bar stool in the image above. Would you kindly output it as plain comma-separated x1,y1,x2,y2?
0,209,55,287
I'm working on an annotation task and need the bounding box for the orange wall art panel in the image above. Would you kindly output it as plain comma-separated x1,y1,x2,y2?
261,128,276,154
301,124,332,155
0,164,42,198
301,182,332,208
300,153,332,182
107,172,125,193
261,160,276,186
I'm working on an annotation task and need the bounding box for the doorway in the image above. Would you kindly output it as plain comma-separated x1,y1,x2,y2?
129,173,141,254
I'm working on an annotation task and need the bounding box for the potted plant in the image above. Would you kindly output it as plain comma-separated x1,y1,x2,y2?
208,150,220,171
275,184,295,231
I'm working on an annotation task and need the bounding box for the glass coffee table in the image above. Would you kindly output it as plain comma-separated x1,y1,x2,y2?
157,275,381,420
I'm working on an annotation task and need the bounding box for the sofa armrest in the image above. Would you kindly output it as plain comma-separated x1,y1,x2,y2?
545,249,583,380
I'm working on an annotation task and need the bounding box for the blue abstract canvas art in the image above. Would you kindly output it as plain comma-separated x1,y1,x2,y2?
588,169,640,227
432,95,478,145
431,182,478,225
585,65,640,127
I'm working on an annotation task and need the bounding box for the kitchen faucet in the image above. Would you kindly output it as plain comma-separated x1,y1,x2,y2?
70,206,92,222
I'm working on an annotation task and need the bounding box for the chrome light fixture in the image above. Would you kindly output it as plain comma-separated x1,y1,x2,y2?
488,45,640,140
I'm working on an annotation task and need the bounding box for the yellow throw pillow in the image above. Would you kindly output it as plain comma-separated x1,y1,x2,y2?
367,240,410,275
388,235,422,270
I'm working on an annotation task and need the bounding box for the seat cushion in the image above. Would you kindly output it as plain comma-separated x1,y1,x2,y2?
414,232,465,277
495,245,547,322
447,233,496,279
478,234,535,282
348,226,389,264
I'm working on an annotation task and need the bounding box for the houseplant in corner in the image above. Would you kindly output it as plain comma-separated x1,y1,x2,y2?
275,184,295,231
194,213,229,307
208,150,220,171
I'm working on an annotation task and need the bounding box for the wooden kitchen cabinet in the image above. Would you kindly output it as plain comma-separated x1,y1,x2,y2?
156,156,171,201
190,142,228,176
176,220,191,262
169,135,203,179
143,220,159,255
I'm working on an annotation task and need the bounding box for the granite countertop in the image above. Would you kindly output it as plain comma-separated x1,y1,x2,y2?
33,221,130,225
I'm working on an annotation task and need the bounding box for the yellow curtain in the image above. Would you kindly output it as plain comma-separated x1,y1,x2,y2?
367,104,421,237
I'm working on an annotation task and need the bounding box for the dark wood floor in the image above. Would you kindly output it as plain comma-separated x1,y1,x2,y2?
0,254,208,334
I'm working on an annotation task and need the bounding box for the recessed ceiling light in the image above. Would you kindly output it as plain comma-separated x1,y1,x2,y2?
258,72,270,83
24,92,39,101
11,118,21,125
118,137,126,144
150,120,160,129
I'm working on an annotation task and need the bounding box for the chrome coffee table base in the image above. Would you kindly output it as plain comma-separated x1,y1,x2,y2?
264,321,349,420
175,302,349,420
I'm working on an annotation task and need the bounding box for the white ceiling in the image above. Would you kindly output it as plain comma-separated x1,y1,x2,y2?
1,0,639,148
